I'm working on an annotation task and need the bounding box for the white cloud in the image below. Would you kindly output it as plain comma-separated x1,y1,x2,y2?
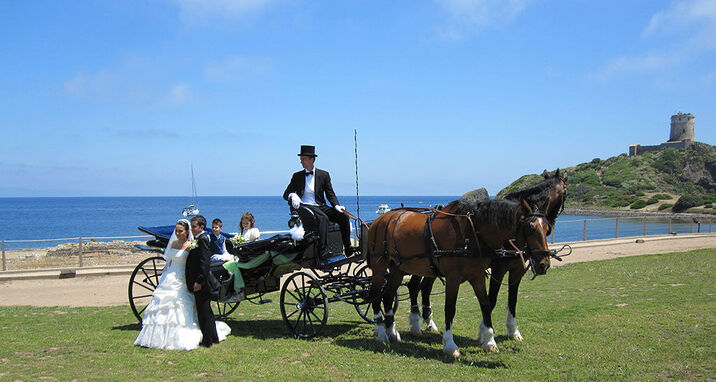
434,0,532,39
63,63,194,107
593,0,716,80
169,0,277,23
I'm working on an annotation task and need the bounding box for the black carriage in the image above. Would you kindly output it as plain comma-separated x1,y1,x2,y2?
128,213,392,338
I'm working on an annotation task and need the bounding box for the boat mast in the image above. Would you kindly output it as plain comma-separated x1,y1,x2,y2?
191,164,197,206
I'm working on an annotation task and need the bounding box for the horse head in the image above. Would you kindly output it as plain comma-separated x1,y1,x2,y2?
516,199,552,276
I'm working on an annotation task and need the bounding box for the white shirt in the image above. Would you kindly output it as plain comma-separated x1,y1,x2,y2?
301,169,317,205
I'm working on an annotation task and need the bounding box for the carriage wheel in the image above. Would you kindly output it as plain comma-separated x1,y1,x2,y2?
214,300,240,318
352,265,399,324
128,256,165,322
280,271,329,339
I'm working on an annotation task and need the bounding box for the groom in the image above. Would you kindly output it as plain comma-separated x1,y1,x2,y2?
187,215,221,347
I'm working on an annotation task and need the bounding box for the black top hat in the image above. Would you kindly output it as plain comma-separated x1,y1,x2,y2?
298,145,317,157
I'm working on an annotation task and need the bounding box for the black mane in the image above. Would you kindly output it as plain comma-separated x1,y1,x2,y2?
502,173,566,227
452,198,520,232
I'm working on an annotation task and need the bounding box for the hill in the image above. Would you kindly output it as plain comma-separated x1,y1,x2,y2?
495,142,716,214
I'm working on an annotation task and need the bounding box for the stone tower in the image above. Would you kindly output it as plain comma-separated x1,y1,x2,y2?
668,112,695,142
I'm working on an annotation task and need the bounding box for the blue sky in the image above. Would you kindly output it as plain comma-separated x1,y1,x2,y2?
1,0,714,197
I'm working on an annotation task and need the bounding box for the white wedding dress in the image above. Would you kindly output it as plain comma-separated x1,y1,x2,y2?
134,245,230,350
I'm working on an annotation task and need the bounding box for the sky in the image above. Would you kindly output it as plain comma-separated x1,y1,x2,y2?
1,0,715,197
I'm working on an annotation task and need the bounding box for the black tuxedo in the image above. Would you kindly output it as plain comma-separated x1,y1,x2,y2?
283,168,351,254
282,168,339,207
185,231,219,346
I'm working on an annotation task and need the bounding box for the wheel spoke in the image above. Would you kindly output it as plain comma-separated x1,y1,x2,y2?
132,280,155,293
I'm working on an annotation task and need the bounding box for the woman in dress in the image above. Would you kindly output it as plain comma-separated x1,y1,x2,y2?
239,212,260,242
134,219,230,350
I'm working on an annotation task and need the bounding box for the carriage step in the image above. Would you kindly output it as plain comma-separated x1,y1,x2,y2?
258,298,272,304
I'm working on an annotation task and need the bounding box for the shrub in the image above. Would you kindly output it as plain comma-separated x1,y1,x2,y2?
705,203,713,209
653,194,673,200
635,191,646,197
673,194,704,212
630,199,647,209
646,197,659,205
658,203,673,211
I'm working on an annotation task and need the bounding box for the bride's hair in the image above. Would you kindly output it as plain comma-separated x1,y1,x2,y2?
176,219,190,231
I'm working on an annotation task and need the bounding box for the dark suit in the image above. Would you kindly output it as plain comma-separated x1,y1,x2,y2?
185,231,219,346
283,168,351,253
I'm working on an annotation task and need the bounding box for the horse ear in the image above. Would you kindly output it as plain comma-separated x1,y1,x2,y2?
520,198,532,214
541,169,550,179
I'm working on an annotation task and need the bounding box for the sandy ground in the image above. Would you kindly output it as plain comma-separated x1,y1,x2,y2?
0,234,714,308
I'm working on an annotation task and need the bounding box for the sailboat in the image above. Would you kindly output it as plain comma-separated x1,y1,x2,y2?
182,165,200,217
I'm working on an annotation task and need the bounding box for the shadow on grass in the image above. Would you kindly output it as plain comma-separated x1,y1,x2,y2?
224,318,359,340
112,322,141,331
333,328,507,368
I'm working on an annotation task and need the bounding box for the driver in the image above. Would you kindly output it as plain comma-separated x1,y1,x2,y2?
283,145,354,257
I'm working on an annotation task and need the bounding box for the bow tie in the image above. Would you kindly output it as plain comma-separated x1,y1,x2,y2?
305,170,314,176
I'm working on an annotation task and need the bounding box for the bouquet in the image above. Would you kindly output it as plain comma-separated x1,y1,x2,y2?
230,234,247,247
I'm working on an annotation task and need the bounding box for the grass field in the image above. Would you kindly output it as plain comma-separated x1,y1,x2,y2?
1,249,714,381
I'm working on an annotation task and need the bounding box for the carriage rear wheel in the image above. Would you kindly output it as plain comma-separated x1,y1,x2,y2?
352,265,399,324
128,256,165,322
280,271,328,339
214,300,240,318
128,256,241,322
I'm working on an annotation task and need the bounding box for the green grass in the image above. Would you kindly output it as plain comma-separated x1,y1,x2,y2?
1,249,714,381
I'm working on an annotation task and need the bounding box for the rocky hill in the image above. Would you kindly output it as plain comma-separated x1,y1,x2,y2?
496,142,716,214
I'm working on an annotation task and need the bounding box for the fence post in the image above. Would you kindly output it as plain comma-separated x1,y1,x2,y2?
668,218,672,234
583,219,587,241
78,238,83,267
643,218,647,236
1,240,5,271
710,221,712,233
690,221,694,233
551,226,555,244
615,217,619,238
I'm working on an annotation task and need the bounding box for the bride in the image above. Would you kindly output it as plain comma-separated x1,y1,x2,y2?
134,219,230,350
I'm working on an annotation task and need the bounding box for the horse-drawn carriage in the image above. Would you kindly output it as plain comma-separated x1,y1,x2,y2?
128,211,392,339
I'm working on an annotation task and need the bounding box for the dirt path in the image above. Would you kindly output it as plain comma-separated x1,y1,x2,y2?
1,234,714,308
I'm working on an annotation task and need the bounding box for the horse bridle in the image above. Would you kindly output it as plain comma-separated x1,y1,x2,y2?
504,208,572,277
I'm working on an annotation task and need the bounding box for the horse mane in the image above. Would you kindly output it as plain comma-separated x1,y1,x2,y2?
502,173,566,226
452,198,520,232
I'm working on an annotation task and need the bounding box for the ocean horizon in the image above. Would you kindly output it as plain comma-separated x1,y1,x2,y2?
0,196,703,250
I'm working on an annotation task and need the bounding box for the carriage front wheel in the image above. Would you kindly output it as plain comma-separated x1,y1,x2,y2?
280,271,329,339
352,264,399,324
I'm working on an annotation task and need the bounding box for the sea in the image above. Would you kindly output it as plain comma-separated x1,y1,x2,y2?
0,196,705,250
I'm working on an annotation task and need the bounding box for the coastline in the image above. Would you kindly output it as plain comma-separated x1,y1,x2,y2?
563,207,716,220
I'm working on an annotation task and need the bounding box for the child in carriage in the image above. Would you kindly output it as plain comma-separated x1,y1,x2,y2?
209,218,234,263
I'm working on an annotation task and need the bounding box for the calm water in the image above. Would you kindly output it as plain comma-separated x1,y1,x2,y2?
0,197,705,249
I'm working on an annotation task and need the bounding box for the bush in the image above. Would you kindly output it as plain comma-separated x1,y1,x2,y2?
658,203,673,211
630,199,647,209
705,203,713,209
635,191,646,197
646,197,659,205
653,194,673,200
673,194,704,212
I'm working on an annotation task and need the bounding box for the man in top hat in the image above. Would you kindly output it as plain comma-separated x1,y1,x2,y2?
283,145,354,256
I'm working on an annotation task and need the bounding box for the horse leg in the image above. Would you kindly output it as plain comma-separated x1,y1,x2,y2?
469,276,499,352
420,277,439,333
506,268,525,341
407,275,423,336
383,266,403,342
370,259,389,343
442,278,461,357
480,264,506,344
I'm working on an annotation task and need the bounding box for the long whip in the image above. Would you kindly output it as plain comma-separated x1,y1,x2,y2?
354,129,360,224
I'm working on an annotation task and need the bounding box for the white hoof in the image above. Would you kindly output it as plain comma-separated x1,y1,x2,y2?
506,311,523,341
388,323,402,342
375,324,389,343
478,324,499,352
442,329,460,357
424,313,439,333
409,312,422,336
509,330,524,342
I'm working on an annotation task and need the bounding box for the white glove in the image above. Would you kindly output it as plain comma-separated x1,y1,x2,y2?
334,205,346,213
289,193,301,209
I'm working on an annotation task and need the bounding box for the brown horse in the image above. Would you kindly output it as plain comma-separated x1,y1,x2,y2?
407,170,568,343
367,197,552,356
